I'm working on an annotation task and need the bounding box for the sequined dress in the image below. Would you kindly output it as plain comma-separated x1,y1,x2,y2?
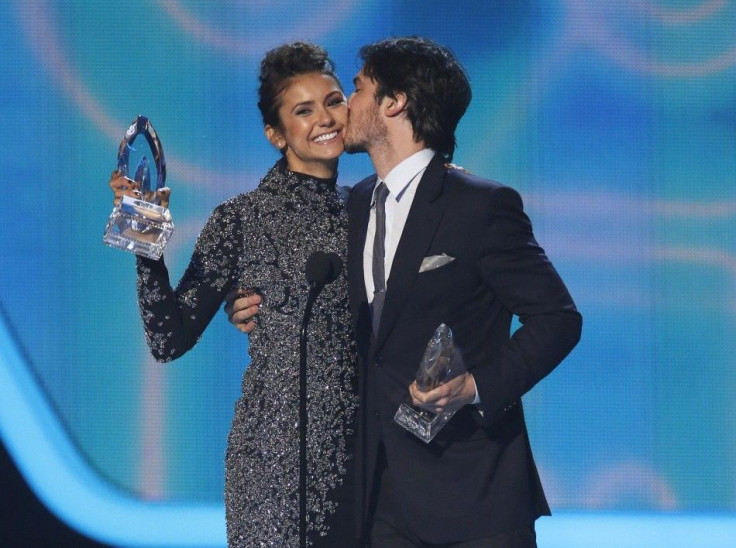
136,159,358,547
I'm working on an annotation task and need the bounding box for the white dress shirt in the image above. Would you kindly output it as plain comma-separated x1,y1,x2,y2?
363,149,435,302
362,149,481,404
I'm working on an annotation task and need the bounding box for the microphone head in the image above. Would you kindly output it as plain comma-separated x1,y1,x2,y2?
305,251,343,286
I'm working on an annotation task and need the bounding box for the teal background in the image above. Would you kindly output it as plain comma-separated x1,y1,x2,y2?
2,0,735,526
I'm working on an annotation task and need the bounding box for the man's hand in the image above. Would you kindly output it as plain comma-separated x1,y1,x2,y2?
409,372,477,415
224,289,262,334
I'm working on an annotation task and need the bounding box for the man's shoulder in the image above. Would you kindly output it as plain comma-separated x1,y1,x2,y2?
442,163,506,193
353,173,377,191
438,164,529,216
346,174,377,206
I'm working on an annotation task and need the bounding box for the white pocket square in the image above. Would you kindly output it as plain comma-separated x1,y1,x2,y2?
419,253,455,273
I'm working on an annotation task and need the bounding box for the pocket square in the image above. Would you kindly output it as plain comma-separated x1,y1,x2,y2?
419,253,455,273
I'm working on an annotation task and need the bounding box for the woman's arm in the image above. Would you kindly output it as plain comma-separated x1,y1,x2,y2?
136,201,241,362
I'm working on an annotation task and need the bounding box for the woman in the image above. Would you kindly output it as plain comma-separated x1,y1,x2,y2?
109,42,357,547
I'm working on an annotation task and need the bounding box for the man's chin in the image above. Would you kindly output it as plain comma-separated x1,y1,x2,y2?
344,142,367,154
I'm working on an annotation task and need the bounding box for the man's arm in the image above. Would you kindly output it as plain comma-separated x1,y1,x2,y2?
409,184,581,419
472,185,582,421
224,289,262,334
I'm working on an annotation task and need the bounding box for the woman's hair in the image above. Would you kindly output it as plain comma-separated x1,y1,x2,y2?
258,41,339,128
358,36,471,161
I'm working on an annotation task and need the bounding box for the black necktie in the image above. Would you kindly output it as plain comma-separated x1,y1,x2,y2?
371,182,390,335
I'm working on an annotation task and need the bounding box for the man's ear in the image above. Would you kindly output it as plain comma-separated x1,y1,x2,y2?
265,125,286,152
382,91,408,118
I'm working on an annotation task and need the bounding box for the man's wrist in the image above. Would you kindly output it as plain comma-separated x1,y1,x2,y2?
469,373,481,405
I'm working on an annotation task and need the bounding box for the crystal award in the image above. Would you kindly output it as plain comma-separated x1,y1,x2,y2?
394,323,466,443
102,115,173,260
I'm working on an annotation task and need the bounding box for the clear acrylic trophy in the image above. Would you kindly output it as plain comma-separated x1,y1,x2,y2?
102,115,173,260
394,323,466,443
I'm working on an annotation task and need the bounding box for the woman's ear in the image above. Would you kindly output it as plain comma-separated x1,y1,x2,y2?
265,125,287,152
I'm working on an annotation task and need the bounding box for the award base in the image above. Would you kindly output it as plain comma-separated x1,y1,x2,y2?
103,195,174,260
394,403,456,443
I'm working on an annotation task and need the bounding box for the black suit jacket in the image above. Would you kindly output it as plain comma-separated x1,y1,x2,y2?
346,154,582,543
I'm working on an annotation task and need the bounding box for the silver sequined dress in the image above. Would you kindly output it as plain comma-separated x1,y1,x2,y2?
136,159,358,547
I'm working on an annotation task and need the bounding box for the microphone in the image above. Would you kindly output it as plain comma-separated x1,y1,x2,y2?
305,251,342,289
298,251,342,547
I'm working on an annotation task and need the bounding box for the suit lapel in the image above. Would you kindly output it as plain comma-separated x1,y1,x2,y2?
375,155,446,350
347,176,374,318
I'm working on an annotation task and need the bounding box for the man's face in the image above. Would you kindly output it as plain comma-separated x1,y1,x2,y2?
344,68,387,154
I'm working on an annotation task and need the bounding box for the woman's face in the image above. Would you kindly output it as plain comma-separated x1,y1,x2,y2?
266,72,347,178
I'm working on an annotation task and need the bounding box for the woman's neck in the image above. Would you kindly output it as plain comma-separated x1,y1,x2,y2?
285,158,338,180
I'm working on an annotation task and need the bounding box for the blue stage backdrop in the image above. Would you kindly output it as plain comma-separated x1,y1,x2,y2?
1,1,735,547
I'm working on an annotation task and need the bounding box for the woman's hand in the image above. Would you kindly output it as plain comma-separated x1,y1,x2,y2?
155,187,171,209
108,170,171,209
108,170,139,207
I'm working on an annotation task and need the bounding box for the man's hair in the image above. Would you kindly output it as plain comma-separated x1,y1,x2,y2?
359,36,471,161
258,41,339,128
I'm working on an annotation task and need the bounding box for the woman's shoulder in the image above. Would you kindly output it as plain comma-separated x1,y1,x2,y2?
197,191,257,232
208,161,291,217
212,189,260,213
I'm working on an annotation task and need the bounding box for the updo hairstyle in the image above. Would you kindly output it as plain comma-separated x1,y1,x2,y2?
258,41,340,129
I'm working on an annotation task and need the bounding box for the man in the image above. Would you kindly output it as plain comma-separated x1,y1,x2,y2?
229,37,581,547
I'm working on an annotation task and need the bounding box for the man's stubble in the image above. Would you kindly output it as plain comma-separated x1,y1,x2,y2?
344,100,389,156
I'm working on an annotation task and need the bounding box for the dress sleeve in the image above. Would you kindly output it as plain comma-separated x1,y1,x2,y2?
136,201,241,362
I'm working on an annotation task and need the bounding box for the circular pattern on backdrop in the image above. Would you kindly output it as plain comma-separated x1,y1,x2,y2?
15,0,361,190
564,0,736,77
157,0,358,56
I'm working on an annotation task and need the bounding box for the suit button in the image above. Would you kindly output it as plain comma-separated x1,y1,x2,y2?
374,354,383,367
374,412,380,420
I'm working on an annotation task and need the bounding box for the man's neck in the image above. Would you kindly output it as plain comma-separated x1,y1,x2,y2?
369,138,426,180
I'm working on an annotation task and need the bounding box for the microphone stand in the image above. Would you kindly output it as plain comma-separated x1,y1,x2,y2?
299,280,321,548
298,251,341,548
